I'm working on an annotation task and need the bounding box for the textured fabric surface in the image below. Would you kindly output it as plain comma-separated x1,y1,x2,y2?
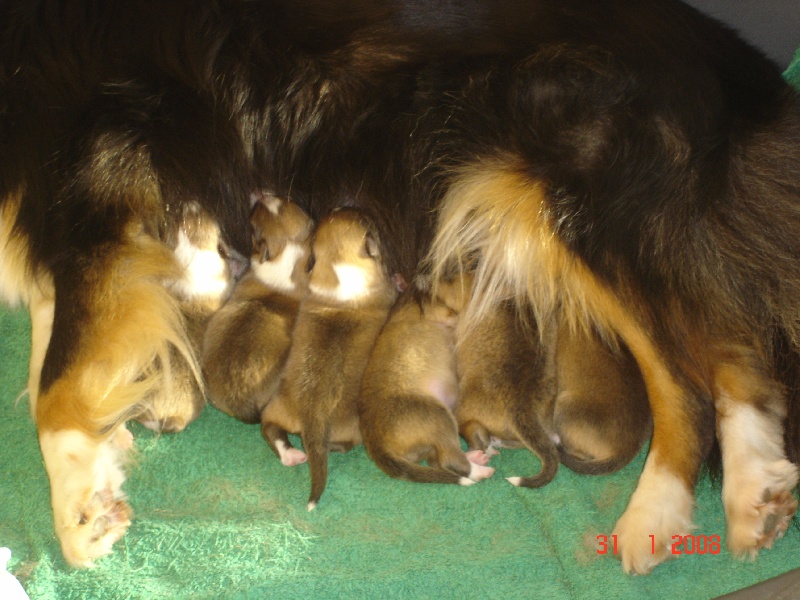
2,56,800,600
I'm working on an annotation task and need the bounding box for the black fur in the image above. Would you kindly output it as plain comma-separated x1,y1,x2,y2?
2,0,800,510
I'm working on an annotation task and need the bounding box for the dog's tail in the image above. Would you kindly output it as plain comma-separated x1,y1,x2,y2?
303,417,331,511
368,447,477,486
505,413,560,488
427,159,579,341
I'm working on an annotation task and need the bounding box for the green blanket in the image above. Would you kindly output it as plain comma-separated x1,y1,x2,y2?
2,52,800,600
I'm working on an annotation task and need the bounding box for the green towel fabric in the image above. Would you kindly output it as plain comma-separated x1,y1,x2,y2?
2,55,800,600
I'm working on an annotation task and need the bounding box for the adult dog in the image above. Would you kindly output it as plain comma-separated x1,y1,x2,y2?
1,0,799,574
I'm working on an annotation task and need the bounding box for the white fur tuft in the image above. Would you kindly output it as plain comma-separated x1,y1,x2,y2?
252,242,304,292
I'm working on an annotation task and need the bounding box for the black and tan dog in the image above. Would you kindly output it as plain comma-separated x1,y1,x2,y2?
2,0,799,572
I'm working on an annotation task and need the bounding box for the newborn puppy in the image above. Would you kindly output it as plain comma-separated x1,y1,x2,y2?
455,297,560,487
138,202,233,433
360,278,495,486
262,208,397,509
551,317,651,475
202,194,313,426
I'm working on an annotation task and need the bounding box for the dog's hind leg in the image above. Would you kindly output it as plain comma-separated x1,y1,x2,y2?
714,353,799,559
36,227,194,567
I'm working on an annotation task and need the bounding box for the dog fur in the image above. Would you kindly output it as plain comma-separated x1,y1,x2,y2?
2,0,799,572
203,195,313,424
360,281,495,486
262,208,397,510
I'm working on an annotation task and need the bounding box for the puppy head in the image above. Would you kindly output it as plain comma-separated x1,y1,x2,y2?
308,208,395,306
168,202,233,304
249,195,314,292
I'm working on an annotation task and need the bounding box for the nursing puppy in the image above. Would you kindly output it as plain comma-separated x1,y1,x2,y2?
203,195,313,426
455,299,559,487
359,280,495,486
138,202,234,433
262,209,397,509
552,319,651,475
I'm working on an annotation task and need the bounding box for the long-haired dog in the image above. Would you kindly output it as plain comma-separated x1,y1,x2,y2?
2,0,799,573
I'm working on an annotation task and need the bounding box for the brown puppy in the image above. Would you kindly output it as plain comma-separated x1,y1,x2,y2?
137,202,233,433
455,299,559,488
202,195,313,431
552,318,652,475
360,280,495,486
262,209,397,509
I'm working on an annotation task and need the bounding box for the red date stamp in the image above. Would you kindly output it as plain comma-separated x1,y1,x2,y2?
596,534,721,555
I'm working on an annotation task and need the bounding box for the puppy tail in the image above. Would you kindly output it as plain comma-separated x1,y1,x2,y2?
303,419,331,511
368,447,473,486
507,414,560,488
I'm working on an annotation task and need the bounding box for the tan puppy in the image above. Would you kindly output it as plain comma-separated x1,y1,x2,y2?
262,209,397,509
455,299,560,487
360,279,495,486
551,318,651,474
138,202,233,433
202,195,313,431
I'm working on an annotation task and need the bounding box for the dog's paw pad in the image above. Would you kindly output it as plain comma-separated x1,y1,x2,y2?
725,460,799,559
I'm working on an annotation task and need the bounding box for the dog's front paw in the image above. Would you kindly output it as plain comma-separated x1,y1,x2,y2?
40,428,132,567
612,461,695,574
725,459,798,559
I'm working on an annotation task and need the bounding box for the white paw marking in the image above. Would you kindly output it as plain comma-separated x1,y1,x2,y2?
251,242,304,292
718,401,799,558
459,477,477,487
39,429,132,567
612,452,695,574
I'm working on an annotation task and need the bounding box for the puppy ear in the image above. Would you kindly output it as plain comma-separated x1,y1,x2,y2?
253,235,270,263
364,232,380,259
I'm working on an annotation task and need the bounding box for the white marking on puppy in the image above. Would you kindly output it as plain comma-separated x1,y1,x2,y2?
39,428,132,567
310,264,370,302
251,242,304,292
171,231,231,300
507,476,522,486
264,195,282,215
459,477,477,487
717,399,799,558
467,459,495,482
612,451,695,574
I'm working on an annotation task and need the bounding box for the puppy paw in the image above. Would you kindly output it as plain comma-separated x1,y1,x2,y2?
40,429,132,567
280,447,308,467
465,449,492,465
466,453,495,482
612,461,694,574
725,459,798,559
